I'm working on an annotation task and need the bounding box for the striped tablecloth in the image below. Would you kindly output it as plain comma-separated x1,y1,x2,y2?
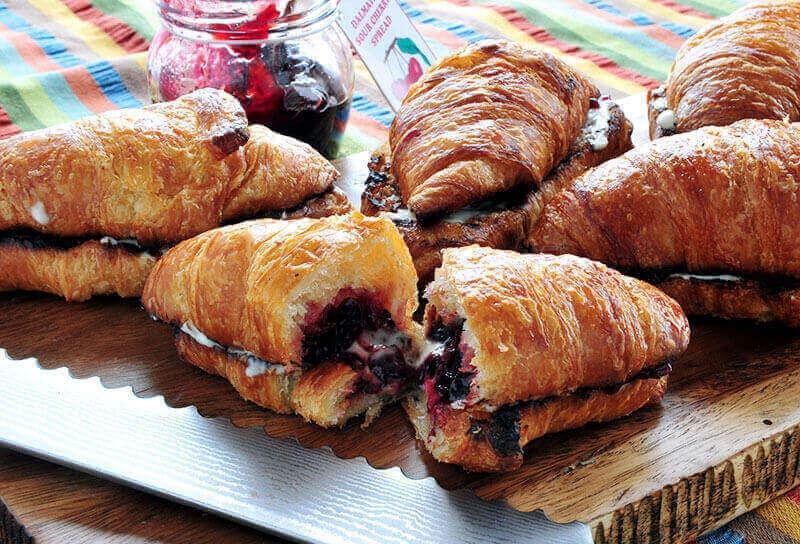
0,1,797,543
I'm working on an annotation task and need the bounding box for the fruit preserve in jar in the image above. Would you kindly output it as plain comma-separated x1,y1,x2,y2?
148,0,354,158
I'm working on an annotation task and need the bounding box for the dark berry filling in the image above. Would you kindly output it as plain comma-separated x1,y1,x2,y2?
422,318,476,414
301,291,414,395
485,405,522,458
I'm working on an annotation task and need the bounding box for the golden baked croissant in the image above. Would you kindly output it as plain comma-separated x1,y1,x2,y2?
0,88,349,301
363,98,632,284
363,41,632,283
648,1,800,138
528,119,800,325
389,40,598,218
405,247,689,472
142,213,423,428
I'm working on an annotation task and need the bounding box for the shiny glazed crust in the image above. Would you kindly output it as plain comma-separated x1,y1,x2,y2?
389,39,597,218
425,248,689,407
528,120,800,278
0,89,339,245
405,376,667,472
364,101,633,283
664,1,800,134
0,239,156,302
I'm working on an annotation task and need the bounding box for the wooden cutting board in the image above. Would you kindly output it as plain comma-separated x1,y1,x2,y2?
2,94,799,544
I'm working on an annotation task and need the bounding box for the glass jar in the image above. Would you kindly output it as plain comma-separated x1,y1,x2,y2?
148,0,354,159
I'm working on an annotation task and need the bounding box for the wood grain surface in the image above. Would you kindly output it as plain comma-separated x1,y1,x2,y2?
0,448,283,543
2,94,799,543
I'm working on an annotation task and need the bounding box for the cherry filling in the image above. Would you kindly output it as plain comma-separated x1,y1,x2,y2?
422,318,476,416
300,292,415,395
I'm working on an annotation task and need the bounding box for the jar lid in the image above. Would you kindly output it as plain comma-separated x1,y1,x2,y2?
159,0,339,42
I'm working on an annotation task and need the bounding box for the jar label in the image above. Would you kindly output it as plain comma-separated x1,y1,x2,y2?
338,0,437,111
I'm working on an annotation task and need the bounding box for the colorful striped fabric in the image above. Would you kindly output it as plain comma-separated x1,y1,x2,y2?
0,1,796,542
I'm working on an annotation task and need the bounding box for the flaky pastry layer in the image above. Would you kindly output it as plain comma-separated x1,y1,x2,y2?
0,238,156,302
0,89,339,245
364,100,633,283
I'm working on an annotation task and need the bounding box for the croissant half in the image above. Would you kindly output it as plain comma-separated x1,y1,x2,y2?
389,40,598,218
142,213,423,427
0,88,347,301
648,1,800,138
405,247,689,472
528,119,800,325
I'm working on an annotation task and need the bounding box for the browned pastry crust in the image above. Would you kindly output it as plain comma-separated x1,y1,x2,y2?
0,88,339,245
405,376,667,472
389,39,598,218
279,186,352,220
406,247,688,471
363,99,633,283
221,124,341,222
0,237,156,302
142,213,423,427
528,119,800,324
651,1,800,137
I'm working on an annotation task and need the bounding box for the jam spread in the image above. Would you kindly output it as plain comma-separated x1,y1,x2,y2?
301,292,415,395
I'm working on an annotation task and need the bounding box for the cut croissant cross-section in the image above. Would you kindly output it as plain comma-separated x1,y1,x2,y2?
142,213,423,428
405,247,690,472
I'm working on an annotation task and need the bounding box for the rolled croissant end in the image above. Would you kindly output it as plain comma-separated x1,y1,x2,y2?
222,124,341,222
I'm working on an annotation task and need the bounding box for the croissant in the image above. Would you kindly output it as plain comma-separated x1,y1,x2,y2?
363,42,631,283
404,247,689,472
0,88,348,301
648,1,800,138
142,213,423,428
528,119,800,325
389,40,598,218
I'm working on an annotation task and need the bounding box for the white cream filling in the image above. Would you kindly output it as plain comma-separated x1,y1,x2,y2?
651,96,667,111
442,208,487,224
30,201,50,225
180,322,216,348
668,273,743,282
419,338,444,362
99,236,164,258
656,109,676,131
381,208,417,222
585,97,612,151
179,321,285,376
